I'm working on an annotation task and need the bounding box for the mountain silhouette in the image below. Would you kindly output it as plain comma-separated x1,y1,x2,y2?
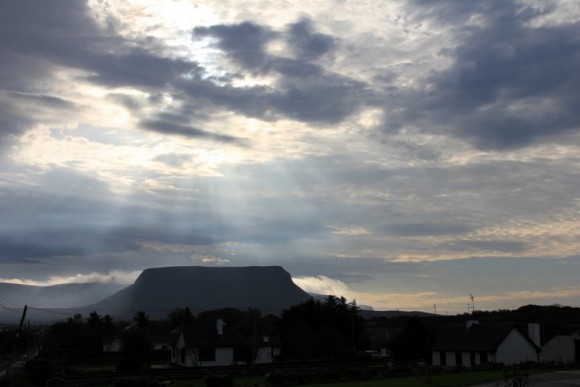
89,266,311,316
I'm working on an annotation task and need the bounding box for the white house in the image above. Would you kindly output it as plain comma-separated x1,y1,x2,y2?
542,332,580,364
171,319,280,367
254,335,281,364
432,321,540,367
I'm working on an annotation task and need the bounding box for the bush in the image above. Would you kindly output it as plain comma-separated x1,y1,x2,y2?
25,357,55,385
116,359,146,372
204,374,234,387
115,378,160,387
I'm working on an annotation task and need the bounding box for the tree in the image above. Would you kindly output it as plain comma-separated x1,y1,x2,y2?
133,310,149,329
168,307,195,329
280,296,363,360
86,311,103,331
389,316,435,362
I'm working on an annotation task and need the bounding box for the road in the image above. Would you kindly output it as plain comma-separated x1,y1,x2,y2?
0,352,31,381
473,370,580,386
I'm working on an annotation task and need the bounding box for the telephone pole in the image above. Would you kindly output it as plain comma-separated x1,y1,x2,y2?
3,305,28,381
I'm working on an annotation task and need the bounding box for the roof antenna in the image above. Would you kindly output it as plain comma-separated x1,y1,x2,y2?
469,294,475,314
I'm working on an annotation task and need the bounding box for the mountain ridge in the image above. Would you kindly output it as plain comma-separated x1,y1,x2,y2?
88,265,312,317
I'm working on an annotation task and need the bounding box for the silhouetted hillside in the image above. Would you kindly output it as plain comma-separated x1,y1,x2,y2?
0,282,126,323
89,266,311,317
0,282,125,309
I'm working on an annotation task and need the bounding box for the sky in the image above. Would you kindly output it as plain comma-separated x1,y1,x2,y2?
1,0,580,314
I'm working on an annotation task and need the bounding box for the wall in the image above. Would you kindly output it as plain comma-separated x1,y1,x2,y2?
496,329,538,365
542,336,576,364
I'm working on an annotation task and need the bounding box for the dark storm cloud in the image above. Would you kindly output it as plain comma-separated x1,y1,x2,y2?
0,229,143,261
190,21,370,125
194,22,275,70
81,52,199,89
384,0,580,150
140,119,246,144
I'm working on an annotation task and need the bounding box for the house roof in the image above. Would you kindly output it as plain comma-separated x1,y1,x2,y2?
432,323,539,353
180,323,241,348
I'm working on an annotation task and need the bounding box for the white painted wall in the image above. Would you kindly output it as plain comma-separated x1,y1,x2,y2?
255,346,278,364
496,329,538,365
461,352,471,366
542,336,576,364
445,352,456,366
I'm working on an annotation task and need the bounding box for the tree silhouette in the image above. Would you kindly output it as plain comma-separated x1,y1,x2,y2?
132,310,149,329
280,296,363,360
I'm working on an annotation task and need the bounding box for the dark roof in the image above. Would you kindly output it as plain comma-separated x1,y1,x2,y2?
432,323,539,352
180,323,240,348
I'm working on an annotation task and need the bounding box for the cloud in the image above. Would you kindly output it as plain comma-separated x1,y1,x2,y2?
193,21,275,71
287,17,336,61
376,222,474,237
140,119,246,144
382,0,580,150
444,239,528,253
0,269,140,286
293,276,353,297
189,20,370,125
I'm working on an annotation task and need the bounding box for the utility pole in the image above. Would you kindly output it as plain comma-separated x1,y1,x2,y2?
433,304,437,315
3,305,28,381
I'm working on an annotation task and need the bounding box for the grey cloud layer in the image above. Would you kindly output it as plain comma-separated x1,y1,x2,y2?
1,0,580,308
3,1,577,150
383,0,580,150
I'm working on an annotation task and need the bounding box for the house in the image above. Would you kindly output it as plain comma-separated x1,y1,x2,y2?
431,321,540,367
542,332,580,364
171,319,280,367
254,335,281,364
151,335,174,351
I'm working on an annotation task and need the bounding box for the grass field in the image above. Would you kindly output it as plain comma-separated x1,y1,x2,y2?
164,369,517,387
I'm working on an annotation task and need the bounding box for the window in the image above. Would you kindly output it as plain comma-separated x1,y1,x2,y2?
440,351,446,365
455,352,462,366
470,352,476,366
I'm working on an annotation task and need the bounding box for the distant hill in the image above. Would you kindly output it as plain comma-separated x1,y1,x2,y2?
361,310,436,319
88,266,312,318
0,282,125,309
0,282,126,323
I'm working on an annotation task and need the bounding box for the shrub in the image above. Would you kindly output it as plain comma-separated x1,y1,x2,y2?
25,357,55,385
116,359,146,373
204,374,234,387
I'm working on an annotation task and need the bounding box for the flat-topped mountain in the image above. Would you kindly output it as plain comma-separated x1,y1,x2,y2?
90,266,311,316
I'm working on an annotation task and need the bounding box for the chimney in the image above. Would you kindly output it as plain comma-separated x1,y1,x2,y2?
466,320,479,329
528,323,541,347
216,318,226,336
